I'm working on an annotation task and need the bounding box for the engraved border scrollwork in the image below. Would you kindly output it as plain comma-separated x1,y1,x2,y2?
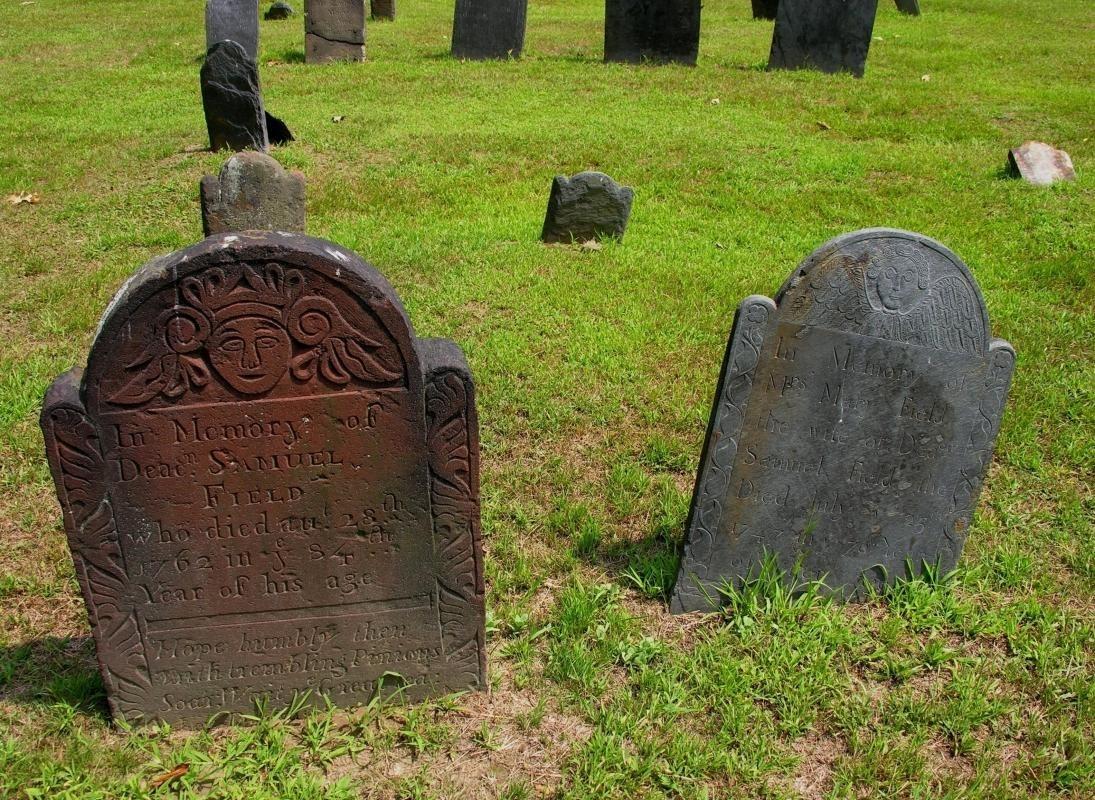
425,368,485,689
41,379,152,721
671,296,774,611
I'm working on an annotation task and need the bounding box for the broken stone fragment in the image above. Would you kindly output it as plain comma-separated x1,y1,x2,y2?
200,151,306,236
541,172,634,244
265,2,296,20
1008,141,1076,186
201,40,269,152
265,111,294,146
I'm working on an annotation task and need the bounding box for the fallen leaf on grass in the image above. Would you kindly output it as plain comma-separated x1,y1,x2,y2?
150,764,189,789
6,192,41,205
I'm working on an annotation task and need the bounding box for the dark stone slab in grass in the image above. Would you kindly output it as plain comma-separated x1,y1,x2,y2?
895,0,921,15
265,111,294,146
671,229,1015,612
604,0,701,65
200,152,306,236
201,40,269,153
541,172,634,244
751,0,779,21
41,232,486,725
305,0,365,63
265,1,296,20
768,0,880,78
371,0,395,21
451,0,528,60
206,0,261,63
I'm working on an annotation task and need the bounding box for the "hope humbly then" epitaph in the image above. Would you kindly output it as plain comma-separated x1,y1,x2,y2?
42,232,485,724
672,229,1015,612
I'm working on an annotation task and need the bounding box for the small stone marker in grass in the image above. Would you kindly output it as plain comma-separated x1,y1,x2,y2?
200,152,306,236
305,0,366,63
42,232,486,724
1008,142,1076,187
751,0,778,21
265,1,296,20
604,0,701,65
541,172,634,244
768,0,880,78
451,0,528,60
671,229,1015,612
206,0,260,63
371,0,395,21
201,40,269,152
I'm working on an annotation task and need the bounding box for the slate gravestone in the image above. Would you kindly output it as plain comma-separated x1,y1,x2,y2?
541,172,634,244
671,229,1015,612
752,0,779,21
201,152,306,236
206,0,260,63
201,41,269,152
768,0,880,78
895,0,920,15
1008,141,1076,187
451,0,528,60
605,0,701,65
266,1,296,19
371,0,395,21
305,0,366,63
41,232,486,725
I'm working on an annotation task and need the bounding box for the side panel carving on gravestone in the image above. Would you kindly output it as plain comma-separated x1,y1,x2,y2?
207,0,261,62
605,0,701,65
305,0,366,63
671,229,1015,612
41,233,485,724
452,0,528,60
768,0,880,78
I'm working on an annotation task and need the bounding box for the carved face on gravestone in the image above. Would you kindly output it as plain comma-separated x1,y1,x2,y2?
866,244,931,314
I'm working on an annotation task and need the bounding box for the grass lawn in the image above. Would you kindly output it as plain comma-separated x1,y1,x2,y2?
0,0,1092,797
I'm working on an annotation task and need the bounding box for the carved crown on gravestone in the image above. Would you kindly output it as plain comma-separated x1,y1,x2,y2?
42,232,485,724
672,229,1015,612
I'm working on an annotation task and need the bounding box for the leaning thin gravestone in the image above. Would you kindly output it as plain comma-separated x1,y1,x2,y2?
41,232,486,724
604,0,701,65
768,0,880,78
206,0,260,63
1008,141,1076,187
304,0,366,63
200,152,306,236
671,229,1015,612
201,40,269,152
451,0,528,60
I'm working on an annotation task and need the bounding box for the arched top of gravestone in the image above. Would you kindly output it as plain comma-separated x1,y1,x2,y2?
774,228,994,358
83,232,420,415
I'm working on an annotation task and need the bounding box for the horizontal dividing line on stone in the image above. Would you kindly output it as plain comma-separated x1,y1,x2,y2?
97,389,405,418
143,593,435,632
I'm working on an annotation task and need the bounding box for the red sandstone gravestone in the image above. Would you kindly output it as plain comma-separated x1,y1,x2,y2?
42,232,485,725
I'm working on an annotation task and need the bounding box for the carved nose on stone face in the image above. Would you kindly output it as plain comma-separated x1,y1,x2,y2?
242,340,262,371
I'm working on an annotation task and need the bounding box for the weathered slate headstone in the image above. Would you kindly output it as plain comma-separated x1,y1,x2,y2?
1008,141,1076,187
206,0,261,63
42,232,486,724
604,0,701,65
304,0,366,63
200,152,306,236
895,0,921,15
751,0,779,21
201,40,269,153
768,0,880,78
371,0,395,21
265,1,296,20
541,172,634,244
671,229,1015,612
451,0,528,60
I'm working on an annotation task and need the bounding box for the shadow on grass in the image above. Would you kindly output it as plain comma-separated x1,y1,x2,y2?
0,635,110,720
582,524,683,605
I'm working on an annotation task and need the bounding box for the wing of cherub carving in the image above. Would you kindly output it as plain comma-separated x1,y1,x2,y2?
108,264,403,405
